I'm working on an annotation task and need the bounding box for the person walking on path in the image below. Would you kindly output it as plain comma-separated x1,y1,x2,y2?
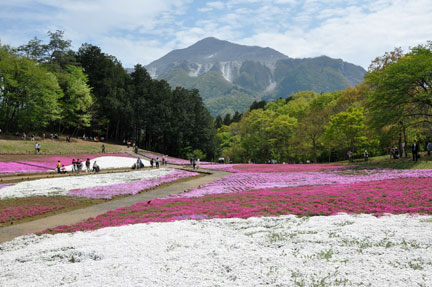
85,158,91,173
56,160,61,173
101,144,105,153
412,140,420,161
156,157,160,168
364,150,369,161
72,159,77,173
196,158,200,169
192,158,196,169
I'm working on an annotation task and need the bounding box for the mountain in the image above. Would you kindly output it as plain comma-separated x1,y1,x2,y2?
146,37,366,116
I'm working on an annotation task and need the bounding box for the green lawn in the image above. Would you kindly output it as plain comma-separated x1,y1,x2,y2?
347,152,432,169
0,138,125,154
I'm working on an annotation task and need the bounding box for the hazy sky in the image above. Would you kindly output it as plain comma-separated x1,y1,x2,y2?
1,0,431,68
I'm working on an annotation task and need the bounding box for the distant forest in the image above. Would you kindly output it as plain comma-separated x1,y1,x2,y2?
1,32,431,162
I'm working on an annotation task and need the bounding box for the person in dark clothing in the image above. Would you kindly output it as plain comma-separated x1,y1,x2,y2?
412,140,420,161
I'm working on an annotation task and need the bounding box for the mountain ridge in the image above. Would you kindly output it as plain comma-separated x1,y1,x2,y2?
145,37,366,116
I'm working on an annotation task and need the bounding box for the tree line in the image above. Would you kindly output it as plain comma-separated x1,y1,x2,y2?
217,42,432,163
1,32,430,162
0,31,216,159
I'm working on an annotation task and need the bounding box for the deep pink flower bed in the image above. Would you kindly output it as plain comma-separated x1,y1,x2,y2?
0,162,49,173
67,169,199,199
0,196,101,225
43,176,432,233
0,153,134,174
200,163,345,173
1,205,63,223
169,168,432,198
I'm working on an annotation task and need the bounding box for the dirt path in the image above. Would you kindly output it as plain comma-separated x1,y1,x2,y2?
0,169,229,243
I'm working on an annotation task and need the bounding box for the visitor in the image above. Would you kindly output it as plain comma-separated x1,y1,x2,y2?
42,133,45,140
196,158,200,169
85,158,91,173
347,151,353,162
34,142,38,154
72,159,77,173
139,158,144,168
76,159,82,173
22,132,26,141
136,157,141,169
36,143,40,154
156,157,160,168
60,165,67,174
92,161,100,172
101,144,105,153
56,160,61,173
192,158,196,169
364,150,369,161
394,147,399,159
150,158,154,168
31,135,35,141
412,140,419,161
427,141,432,156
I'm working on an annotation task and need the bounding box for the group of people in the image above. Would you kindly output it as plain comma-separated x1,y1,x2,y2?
132,157,145,169
56,158,100,174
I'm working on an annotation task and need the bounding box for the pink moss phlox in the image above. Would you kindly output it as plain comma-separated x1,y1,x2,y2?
67,169,199,199
171,168,432,198
42,176,432,234
0,205,63,223
0,153,134,174
200,163,345,173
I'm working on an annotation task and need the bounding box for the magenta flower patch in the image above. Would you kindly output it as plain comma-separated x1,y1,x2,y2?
67,169,199,199
43,176,432,234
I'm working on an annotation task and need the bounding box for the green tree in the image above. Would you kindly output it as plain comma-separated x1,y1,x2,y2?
0,45,62,132
366,43,432,133
57,65,94,134
324,107,367,156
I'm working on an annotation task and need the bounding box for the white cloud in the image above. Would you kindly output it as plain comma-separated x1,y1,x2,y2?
1,0,431,68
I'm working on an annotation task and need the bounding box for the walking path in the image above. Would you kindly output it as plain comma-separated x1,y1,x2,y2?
0,168,229,243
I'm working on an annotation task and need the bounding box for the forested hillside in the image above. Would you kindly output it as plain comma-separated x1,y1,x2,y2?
0,31,216,159
217,43,432,163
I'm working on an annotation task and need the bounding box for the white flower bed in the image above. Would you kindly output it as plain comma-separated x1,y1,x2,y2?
0,169,173,199
1,214,431,286
63,156,150,172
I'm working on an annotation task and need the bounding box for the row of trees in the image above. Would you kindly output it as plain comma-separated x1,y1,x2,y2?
218,42,432,163
0,31,216,159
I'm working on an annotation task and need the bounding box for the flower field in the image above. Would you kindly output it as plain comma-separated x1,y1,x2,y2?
1,214,432,286
42,175,432,233
200,163,345,173
0,168,198,225
0,153,139,174
172,167,432,198
1,163,432,286
0,197,102,226
0,168,198,199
